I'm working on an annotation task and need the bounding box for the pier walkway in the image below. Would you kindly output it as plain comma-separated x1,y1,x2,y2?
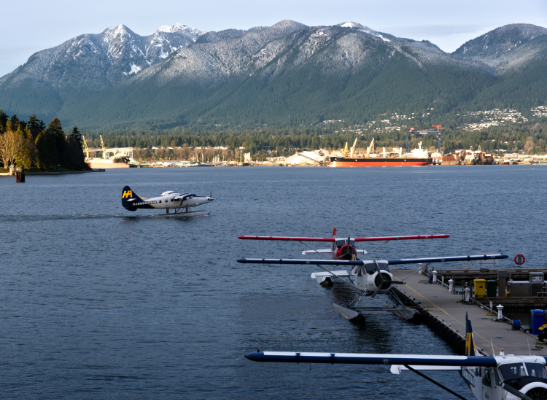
391,269,547,357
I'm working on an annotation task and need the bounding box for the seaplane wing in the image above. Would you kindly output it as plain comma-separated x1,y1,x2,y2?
238,234,450,242
387,254,509,265
245,351,497,367
245,314,547,400
236,254,508,266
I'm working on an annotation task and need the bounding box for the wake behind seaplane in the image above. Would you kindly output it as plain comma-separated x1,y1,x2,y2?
247,314,547,400
121,186,214,216
238,229,508,321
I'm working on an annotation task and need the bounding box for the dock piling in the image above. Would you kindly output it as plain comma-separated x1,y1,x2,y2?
15,166,25,182
497,304,504,320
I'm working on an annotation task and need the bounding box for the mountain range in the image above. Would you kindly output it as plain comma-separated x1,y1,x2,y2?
1,20,546,130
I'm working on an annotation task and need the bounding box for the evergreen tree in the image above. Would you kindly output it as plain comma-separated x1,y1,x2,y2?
28,114,45,140
26,128,38,168
67,135,86,170
69,126,83,146
47,118,68,168
17,126,33,169
0,110,7,133
10,115,20,130
34,131,48,169
35,130,58,169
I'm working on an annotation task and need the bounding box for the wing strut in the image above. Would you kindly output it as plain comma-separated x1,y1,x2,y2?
403,365,467,400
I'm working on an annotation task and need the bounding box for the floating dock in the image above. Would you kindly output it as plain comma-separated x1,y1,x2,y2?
391,269,547,357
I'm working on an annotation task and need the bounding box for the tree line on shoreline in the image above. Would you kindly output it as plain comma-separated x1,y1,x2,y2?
82,122,547,159
2,109,546,165
0,110,87,170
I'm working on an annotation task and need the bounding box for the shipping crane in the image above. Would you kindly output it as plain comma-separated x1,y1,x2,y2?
100,135,107,159
82,135,90,160
350,138,358,157
406,126,442,153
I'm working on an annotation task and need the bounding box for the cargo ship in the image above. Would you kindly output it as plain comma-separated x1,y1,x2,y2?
87,157,131,169
83,135,133,169
329,139,431,167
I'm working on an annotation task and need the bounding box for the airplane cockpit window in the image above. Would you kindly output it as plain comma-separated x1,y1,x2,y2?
499,363,528,380
336,239,354,247
525,363,547,379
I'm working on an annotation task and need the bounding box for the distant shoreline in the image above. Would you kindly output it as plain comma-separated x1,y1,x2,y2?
0,170,100,176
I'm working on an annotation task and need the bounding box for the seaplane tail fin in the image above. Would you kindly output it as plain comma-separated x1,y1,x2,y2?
121,186,137,211
465,312,477,356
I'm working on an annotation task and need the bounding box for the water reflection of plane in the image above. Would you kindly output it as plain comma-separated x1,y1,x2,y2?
238,228,508,322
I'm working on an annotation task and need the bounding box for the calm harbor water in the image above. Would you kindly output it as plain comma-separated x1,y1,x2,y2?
1,166,546,399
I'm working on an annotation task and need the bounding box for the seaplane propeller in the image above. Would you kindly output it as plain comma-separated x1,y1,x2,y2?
334,236,356,260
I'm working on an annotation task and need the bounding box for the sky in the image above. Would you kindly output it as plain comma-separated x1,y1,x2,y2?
0,0,546,77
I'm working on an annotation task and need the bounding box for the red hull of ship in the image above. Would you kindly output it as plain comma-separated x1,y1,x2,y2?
329,157,430,167
88,162,130,169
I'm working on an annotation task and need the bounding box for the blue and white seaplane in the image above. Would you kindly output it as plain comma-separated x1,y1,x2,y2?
237,229,508,321
246,314,547,400
121,186,214,216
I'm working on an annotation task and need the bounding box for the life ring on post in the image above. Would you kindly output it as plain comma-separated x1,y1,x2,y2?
514,254,525,265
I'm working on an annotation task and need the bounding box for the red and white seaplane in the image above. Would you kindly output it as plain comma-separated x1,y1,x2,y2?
237,228,508,321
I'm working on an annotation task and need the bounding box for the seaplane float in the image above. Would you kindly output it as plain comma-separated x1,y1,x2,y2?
121,186,214,216
237,228,508,321
247,314,547,400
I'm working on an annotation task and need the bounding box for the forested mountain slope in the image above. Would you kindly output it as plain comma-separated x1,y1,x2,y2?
0,20,545,130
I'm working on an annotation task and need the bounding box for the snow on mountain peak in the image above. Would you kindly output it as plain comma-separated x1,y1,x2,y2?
338,22,390,42
340,22,363,29
360,26,390,42
156,23,203,36
157,25,175,33
114,24,130,35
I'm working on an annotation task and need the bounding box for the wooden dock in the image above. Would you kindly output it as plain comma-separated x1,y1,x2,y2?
391,269,547,357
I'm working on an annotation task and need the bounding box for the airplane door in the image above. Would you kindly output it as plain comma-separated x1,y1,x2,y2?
482,367,504,399
482,367,494,399
353,266,366,291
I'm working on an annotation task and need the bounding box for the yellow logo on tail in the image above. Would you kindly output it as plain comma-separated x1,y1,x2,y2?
122,190,133,199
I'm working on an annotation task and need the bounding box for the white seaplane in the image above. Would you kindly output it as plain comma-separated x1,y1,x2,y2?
246,314,547,400
121,186,214,216
237,229,508,321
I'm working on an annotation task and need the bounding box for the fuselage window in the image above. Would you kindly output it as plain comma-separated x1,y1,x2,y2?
499,363,528,380
525,363,547,379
